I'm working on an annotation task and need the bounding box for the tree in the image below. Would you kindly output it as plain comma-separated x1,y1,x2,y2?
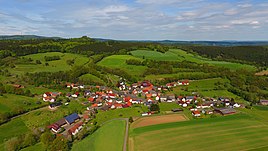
129,117,134,123
5,137,23,151
23,133,36,147
36,60,42,64
40,131,54,147
150,104,160,112
49,136,69,151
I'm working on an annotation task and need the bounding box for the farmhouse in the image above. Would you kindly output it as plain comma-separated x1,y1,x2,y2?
65,113,80,125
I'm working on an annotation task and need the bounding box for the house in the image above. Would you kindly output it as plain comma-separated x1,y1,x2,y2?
141,112,152,116
68,122,83,135
167,95,176,102
160,96,168,102
260,100,268,105
49,102,62,109
65,113,80,125
192,110,201,117
48,123,61,133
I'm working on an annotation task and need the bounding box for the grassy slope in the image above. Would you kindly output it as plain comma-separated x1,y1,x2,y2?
72,120,126,151
10,52,90,75
97,55,147,76
21,143,45,151
129,113,268,151
79,74,105,85
131,49,256,71
0,94,45,114
0,118,29,151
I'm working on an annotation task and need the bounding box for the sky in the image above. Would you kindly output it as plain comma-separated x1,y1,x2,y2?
0,0,268,40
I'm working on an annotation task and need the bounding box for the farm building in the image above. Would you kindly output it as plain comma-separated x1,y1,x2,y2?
213,107,236,115
171,108,183,112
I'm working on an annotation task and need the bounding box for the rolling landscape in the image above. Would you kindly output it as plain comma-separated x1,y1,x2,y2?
1,0,268,151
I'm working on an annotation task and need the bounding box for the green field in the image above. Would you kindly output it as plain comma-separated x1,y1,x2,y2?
95,106,148,125
129,113,268,151
131,49,256,71
0,118,29,151
72,120,126,151
9,52,90,75
79,74,105,85
145,72,210,81
21,143,45,151
0,94,45,114
97,55,147,76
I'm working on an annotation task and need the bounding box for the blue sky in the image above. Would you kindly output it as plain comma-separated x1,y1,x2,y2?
0,0,267,40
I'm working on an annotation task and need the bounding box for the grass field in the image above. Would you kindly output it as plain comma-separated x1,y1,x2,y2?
95,106,148,125
129,113,268,151
0,118,29,151
145,72,210,81
21,143,45,151
97,55,147,76
0,94,45,114
9,52,90,75
131,49,256,71
72,120,126,151
79,73,105,85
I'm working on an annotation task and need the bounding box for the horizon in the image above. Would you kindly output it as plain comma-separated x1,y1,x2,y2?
0,0,268,41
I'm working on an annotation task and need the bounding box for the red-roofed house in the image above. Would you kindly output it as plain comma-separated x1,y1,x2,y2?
68,122,83,135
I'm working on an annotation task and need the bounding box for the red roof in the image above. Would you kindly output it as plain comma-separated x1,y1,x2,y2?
91,104,98,107
192,110,201,114
88,97,94,102
68,122,83,134
124,96,131,102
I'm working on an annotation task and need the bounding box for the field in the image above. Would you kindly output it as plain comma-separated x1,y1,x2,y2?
129,113,268,151
72,120,126,151
97,55,147,76
131,114,188,128
95,106,148,125
131,49,256,71
145,72,210,81
0,94,45,114
79,74,105,85
9,52,90,75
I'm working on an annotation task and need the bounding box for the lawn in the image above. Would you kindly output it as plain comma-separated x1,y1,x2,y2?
145,72,210,81
72,120,126,151
130,49,180,61
10,52,90,75
129,113,268,151
188,78,229,91
97,55,147,76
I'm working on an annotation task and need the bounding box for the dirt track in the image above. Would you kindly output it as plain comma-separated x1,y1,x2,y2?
132,114,188,128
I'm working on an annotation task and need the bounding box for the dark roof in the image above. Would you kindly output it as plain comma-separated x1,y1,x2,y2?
213,107,236,115
65,113,80,124
171,108,183,112
55,118,67,127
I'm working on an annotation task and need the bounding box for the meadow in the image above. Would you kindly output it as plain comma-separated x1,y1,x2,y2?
72,120,126,151
97,55,147,76
9,52,90,75
0,94,45,114
129,113,268,151
130,49,256,71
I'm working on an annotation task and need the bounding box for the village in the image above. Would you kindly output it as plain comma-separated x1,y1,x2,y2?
41,79,245,137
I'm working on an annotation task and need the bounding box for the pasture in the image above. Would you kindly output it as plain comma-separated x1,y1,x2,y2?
131,49,256,71
97,55,147,76
129,113,268,151
72,120,126,151
79,73,105,85
0,94,45,114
